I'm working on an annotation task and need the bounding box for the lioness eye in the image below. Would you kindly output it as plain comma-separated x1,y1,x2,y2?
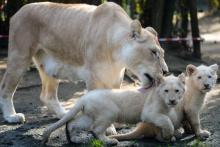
164,89,169,93
175,89,179,93
198,76,202,79
208,75,212,78
151,50,157,55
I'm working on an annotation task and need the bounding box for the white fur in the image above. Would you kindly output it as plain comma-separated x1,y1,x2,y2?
42,74,185,145
0,2,168,132
110,64,218,141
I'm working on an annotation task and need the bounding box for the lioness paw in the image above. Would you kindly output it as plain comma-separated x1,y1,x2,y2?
4,113,25,123
197,130,210,140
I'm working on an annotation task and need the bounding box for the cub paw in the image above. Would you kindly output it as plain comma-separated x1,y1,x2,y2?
174,129,183,139
156,132,175,142
171,136,176,142
4,113,25,123
106,125,117,135
104,138,119,145
197,130,210,140
161,127,174,140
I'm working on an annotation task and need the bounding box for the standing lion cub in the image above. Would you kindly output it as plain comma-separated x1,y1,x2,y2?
42,74,185,145
111,64,218,141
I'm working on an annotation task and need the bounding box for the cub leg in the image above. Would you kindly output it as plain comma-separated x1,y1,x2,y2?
66,114,93,143
142,113,175,142
186,111,210,140
86,79,121,135
92,119,119,145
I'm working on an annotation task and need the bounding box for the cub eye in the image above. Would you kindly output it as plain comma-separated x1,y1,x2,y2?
208,75,212,78
164,89,169,93
198,76,202,79
175,89,179,93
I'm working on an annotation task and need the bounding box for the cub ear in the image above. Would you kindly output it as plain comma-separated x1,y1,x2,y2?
178,73,185,84
145,27,158,36
210,64,219,72
186,64,197,76
130,19,142,39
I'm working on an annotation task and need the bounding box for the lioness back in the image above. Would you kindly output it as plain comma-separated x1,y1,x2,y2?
10,2,130,65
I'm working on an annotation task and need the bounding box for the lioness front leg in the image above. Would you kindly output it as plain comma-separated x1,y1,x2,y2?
37,67,66,118
142,113,175,142
186,112,210,140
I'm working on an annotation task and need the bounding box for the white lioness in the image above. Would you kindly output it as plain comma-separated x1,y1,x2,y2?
42,74,185,145
111,64,218,141
0,2,168,124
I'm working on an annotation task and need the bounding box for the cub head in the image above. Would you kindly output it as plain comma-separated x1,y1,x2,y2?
186,64,219,93
121,20,168,88
157,74,185,107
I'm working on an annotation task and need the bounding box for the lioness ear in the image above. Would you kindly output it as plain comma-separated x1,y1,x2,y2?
210,64,219,72
130,20,142,39
145,27,158,36
178,73,185,84
186,64,197,76
156,75,165,86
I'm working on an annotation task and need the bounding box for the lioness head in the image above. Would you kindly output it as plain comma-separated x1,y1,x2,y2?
157,74,185,107
121,20,168,88
186,64,219,93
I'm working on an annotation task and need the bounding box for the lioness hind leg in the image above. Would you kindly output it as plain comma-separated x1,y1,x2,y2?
0,63,29,123
0,50,32,123
0,20,37,123
36,65,66,118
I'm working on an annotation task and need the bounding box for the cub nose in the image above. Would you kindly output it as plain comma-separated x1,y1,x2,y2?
204,84,210,89
169,100,176,105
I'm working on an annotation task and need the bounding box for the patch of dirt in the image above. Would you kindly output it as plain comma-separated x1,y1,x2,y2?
0,65,220,147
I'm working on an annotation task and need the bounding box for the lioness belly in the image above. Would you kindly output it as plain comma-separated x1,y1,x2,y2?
34,51,86,82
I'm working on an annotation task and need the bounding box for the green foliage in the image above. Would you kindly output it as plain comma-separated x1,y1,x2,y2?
1,11,6,22
191,139,207,147
89,139,104,147
210,0,220,9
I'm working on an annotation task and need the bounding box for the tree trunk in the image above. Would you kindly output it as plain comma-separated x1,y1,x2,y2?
180,0,189,50
161,0,176,37
150,0,165,35
187,0,201,58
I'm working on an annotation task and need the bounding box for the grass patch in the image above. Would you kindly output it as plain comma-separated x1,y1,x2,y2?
89,139,104,147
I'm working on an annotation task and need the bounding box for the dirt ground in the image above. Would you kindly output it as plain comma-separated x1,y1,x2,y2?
0,13,220,147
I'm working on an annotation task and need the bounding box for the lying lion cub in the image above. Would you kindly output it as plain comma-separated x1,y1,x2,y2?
42,74,185,145
111,64,218,141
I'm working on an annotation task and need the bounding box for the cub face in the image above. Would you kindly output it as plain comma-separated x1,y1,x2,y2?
157,74,185,107
186,64,219,93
